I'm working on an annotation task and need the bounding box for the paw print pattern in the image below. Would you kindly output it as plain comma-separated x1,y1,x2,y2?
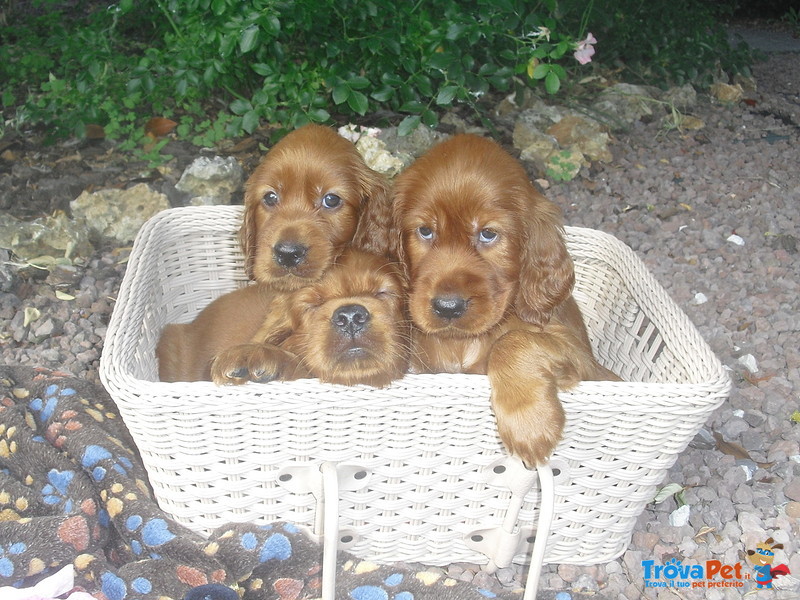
0,542,26,578
41,468,76,513
239,529,293,563
81,444,133,482
124,515,176,557
29,384,76,424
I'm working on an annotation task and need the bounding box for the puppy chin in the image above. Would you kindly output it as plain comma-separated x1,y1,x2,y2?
251,260,328,291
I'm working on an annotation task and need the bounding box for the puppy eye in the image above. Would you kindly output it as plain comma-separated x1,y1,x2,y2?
321,193,342,209
262,191,279,207
478,228,498,244
417,226,434,241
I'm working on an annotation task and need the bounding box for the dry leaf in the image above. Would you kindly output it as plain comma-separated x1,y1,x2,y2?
694,526,716,542
85,124,106,139
23,307,41,327
744,372,775,384
712,431,774,469
55,290,75,301
145,117,178,138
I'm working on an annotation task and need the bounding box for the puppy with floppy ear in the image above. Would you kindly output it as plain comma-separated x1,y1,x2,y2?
210,249,409,387
393,134,618,467
240,123,392,289
157,124,393,382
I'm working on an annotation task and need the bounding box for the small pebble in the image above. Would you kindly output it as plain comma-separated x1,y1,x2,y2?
737,354,759,373
727,233,745,245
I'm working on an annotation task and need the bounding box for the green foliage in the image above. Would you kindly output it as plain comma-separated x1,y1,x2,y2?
559,0,754,88
0,0,755,150
1,0,585,148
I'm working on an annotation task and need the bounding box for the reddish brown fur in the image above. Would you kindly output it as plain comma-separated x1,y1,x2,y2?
240,123,392,289
209,249,409,387
157,124,393,381
393,134,619,467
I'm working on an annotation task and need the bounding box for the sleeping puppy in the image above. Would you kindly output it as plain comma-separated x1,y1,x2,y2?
157,124,392,381
158,249,409,387
392,134,619,467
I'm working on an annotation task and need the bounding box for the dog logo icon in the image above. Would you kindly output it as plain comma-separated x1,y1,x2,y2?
747,537,792,589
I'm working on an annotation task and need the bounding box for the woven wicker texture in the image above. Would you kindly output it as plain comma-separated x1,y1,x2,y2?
100,206,730,567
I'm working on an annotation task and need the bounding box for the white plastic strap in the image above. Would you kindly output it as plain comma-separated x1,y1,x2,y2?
523,462,555,600
320,461,340,600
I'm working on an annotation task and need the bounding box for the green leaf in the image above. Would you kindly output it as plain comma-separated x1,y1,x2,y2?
653,483,684,504
427,52,454,71
347,75,371,90
436,85,458,106
398,115,421,137
211,0,228,16
332,84,349,105
545,70,560,94
398,100,425,114
252,63,273,76
242,109,260,134
307,108,330,123
446,23,467,40
532,63,550,80
230,99,252,115
421,108,438,127
239,25,259,54
370,86,395,102
347,90,369,115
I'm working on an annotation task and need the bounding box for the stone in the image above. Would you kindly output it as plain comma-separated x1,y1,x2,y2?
545,147,586,182
378,124,446,159
0,210,94,261
591,83,656,130
546,115,612,162
661,83,698,110
785,501,800,518
70,183,170,245
784,477,800,501
175,156,244,206
710,82,744,104
355,135,407,177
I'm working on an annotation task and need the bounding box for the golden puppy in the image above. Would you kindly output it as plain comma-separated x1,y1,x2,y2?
393,134,619,467
240,123,391,289
158,249,409,387
211,249,408,387
157,124,392,381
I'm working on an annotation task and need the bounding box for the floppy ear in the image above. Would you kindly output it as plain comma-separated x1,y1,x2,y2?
238,196,259,280
514,192,575,328
350,166,396,257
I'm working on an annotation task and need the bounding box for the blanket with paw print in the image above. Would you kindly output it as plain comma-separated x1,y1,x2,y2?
0,366,514,600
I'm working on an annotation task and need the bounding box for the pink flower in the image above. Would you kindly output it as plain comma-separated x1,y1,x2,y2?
574,33,597,65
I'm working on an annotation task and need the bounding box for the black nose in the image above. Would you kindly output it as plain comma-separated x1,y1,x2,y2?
273,241,308,268
431,295,467,320
332,304,370,337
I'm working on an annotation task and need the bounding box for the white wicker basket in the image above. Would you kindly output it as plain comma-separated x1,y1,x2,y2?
100,206,729,577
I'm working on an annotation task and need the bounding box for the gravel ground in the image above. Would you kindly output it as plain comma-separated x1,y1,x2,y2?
2,49,799,599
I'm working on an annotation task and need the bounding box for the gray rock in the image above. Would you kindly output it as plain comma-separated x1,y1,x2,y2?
70,183,170,245
175,156,244,206
0,211,94,261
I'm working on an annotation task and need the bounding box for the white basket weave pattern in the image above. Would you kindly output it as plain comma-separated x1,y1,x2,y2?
100,206,730,567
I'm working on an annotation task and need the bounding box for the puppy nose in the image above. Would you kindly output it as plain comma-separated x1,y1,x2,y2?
431,295,468,320
273,241,308,268
332,303,370,337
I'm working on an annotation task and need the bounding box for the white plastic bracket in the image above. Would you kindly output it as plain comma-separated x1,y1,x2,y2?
275,462,372,600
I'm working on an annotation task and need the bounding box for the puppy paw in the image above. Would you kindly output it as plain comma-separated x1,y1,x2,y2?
492,394,565,468
211,344,301,385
